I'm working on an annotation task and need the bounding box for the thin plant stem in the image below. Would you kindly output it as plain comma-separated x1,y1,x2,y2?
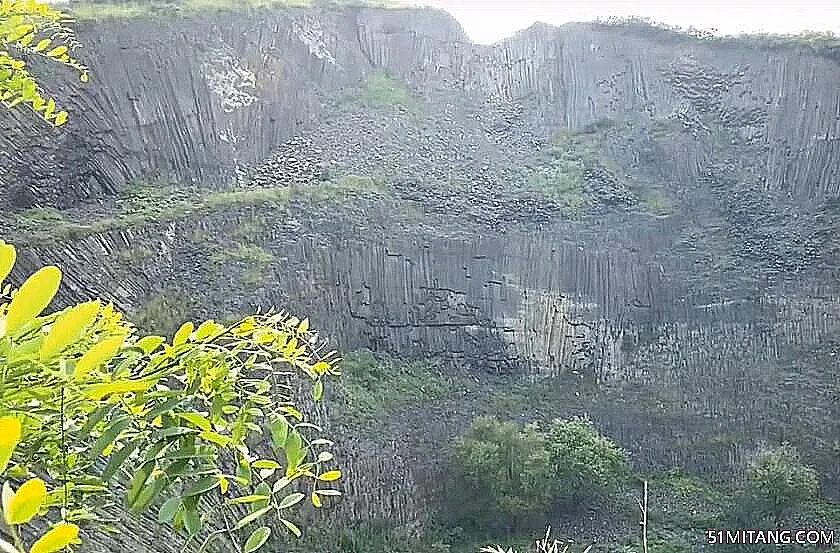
637,480,649,553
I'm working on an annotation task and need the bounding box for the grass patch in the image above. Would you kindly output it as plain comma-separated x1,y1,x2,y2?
69,1,159,19
209,243,274,266
209,243,275,287
334,349,460,428
230,217,268,242
114,243,156,264
69,0,312,20
130,287,195,337
309,174,387,201
522,133,599,214
15,206,69,234
240,267,269,287
632,185,677,216
596,17,840,65
356,72,423,115
524,162,589,213
10,178,387,244
18,206,66,224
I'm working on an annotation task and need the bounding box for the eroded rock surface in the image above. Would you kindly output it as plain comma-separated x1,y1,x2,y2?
2,5,839,548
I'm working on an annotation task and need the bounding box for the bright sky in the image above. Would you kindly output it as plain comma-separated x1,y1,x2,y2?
405,1,840,44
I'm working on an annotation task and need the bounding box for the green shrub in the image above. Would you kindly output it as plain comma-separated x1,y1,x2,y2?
450,415,629,534
545,416,630,509
129,287,195,337
524,162,588,213
451,416,553,533
741,443,820,525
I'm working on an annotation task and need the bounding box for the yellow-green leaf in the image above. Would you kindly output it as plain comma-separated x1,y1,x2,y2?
5,478,47,525
194,320,223,341
177,412,212,432
74,335,125,380
173,322,193,346
198,431,231,448
10,24,33,41
30,523,79,553
317,470,341,482
243,526,271,553
44,98,55,120
312,361,330,375
85,380,154,400
46,45,67,58
34,38,51,52
226,494,270,506
53,111,68,127
279,518,301,538
311,491,321,508
0,243,15,286
297,318,309,335
135,335,165,354
4,266,61,336
80,72,89,84
0,418,22,474
234,506,272,530
39,301,100,362
277,492,304,509
18,32,34,47
283,337,298,359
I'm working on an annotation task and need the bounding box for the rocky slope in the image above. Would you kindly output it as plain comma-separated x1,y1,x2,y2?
1,3,839,550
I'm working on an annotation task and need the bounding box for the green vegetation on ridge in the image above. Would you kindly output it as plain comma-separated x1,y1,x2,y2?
9,175,390,245
67,0,407,20
597,16,840,64
357,71,424,115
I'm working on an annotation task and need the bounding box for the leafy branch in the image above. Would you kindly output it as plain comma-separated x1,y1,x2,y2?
0,238,344,553
0,0,89,126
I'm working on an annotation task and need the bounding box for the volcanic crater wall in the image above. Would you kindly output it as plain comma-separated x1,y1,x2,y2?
2,4,840,544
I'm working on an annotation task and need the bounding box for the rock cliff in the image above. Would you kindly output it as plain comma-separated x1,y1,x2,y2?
1,3,839,549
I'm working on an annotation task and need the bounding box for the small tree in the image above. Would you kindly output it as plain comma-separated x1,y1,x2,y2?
1,0,89,126
743,443,819,525
0,239,344,553
544,416,630,511
450,415,629,533
451,416,553,533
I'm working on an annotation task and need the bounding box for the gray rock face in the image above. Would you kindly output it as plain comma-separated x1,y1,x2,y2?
3,10,838,206
2,5,839,547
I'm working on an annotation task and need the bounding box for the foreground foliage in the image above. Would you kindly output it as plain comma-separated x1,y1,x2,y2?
0,239,343,553
0,0,89,125
482,526,595,553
